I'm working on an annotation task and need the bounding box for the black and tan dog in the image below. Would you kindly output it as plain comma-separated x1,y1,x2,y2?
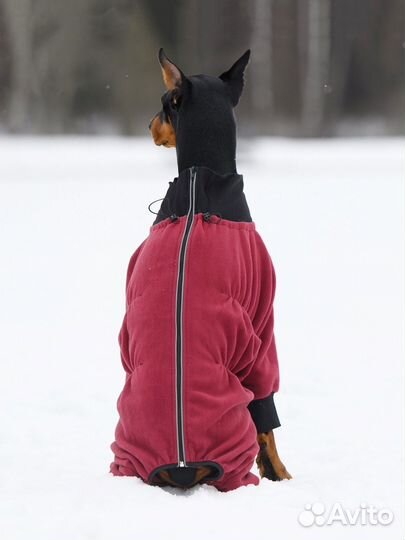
148,49,291,489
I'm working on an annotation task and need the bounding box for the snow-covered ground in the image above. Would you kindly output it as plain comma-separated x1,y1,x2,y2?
0,137,403,540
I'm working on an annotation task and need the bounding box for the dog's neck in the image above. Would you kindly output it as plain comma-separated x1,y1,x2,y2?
175,113,237,176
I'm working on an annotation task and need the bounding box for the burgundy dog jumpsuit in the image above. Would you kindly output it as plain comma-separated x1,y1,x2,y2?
110,166,281,491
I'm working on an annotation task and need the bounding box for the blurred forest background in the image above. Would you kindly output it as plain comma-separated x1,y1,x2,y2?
0,0,403,137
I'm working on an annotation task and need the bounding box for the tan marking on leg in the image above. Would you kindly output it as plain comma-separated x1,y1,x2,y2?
194,466,214,484
257,431,292,480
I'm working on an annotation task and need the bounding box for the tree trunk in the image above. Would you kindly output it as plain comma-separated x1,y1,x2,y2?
300,0,331,136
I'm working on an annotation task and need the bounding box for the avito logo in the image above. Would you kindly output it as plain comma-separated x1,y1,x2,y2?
298,502,394,527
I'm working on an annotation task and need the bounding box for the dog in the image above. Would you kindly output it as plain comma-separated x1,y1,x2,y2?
110,49,291,491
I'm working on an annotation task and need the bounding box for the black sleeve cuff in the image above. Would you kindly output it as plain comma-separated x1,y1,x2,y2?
248,392,281,433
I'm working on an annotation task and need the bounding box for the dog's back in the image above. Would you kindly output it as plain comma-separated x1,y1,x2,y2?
110,165,280,491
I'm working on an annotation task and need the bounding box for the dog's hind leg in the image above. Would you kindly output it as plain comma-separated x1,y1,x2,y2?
157,466,215,489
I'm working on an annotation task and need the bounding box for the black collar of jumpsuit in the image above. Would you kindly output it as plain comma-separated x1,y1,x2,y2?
152,165,252,226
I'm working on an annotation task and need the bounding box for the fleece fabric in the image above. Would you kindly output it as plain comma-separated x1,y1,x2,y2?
110,166,281,491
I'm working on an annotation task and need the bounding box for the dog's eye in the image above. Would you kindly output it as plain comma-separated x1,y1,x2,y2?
171,93,182,110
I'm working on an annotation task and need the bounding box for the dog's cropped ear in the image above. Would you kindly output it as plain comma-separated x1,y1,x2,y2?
219,49,251,107
158,48,185,91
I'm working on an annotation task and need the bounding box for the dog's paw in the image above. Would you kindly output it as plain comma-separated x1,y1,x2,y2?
256,432,292,481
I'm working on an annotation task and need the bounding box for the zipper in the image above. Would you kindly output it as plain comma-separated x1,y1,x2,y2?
175,165,197,467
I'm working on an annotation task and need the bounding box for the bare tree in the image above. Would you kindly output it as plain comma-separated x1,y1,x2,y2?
250,0,273,121
2,0,89,132
300,0,331,135
2,0,32,131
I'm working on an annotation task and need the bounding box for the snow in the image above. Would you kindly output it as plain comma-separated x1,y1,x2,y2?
0,137,403,539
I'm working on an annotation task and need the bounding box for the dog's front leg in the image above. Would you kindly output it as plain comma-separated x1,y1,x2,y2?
256,431,292,481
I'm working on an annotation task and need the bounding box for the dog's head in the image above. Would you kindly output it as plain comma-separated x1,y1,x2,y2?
149,48,251,148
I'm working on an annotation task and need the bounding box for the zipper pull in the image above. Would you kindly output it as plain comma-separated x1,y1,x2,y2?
179,461,186,468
